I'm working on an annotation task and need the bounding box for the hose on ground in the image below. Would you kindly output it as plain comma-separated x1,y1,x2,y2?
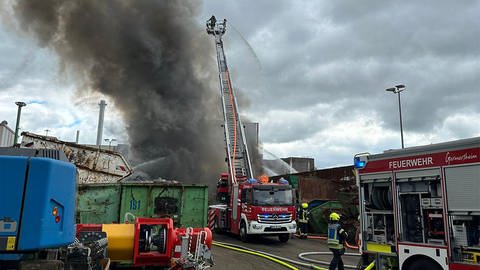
298,251,360,269
213,240,368,270
213,241,301,270
294,234,360,250
214,240,325,269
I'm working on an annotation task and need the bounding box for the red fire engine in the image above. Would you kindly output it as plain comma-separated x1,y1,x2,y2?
355,137,480,269
205,17,296,243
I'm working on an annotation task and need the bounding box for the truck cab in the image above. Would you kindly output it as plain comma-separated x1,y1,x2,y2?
238,181,296,242
209,177,296,243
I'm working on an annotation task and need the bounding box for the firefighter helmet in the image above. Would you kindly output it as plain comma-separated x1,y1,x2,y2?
301,203,308,209
329,212,340,221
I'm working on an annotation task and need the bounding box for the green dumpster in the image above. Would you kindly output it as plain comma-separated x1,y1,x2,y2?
119,183,209,227
76,183,209,228
286,175,299,188
76,184,122,224
308,200,343,234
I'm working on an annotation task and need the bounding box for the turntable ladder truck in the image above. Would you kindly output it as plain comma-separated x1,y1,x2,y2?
206,18,296,243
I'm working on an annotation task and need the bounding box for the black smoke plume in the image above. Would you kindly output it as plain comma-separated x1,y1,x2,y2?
11,0,227,183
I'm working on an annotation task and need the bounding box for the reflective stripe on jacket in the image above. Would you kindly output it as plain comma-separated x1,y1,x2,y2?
298,208,308,223
327,223,344,249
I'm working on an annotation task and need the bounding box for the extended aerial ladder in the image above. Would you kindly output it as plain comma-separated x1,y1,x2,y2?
207,17,253,184
206,18,297,241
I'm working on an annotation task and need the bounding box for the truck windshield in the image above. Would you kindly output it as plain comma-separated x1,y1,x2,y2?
252,187,293,206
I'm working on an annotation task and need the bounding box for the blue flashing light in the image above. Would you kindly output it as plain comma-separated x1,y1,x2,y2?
247,178,258,184
278,178,289,185
280,214,287,218
354,156,366,169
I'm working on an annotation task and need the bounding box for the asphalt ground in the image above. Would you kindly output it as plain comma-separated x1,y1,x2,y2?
210,233,361,270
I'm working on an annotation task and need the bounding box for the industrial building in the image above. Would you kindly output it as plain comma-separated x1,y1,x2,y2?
281,156,315,173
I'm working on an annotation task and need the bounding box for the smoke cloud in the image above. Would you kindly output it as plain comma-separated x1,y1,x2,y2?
11,0,227,183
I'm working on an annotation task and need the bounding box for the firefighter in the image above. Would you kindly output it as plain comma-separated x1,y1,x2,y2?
328,212,348,270
208,15,216,29
297,202,309,238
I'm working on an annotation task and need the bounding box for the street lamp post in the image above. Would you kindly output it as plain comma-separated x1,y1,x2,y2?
385,84,406,149
13,101,27,146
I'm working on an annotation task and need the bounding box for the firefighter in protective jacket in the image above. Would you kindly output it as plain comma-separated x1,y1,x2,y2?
297,202,309,238
328,212,348,270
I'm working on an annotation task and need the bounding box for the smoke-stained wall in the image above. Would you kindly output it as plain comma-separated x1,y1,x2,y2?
11,0,227,183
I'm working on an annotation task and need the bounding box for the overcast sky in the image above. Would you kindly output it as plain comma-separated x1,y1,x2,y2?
1,0,479,170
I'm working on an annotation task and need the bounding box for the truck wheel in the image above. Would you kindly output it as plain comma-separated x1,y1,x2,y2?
278,233,290,243
239,221,249,242
408,258,442,270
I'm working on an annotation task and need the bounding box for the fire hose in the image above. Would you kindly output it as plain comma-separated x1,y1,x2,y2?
294,234,360,250
213,241,370,270
298,251,360,269
293,234,362,269
213,241,315,269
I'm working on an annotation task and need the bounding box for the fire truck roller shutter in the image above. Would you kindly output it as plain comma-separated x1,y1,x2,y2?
445,164,480,211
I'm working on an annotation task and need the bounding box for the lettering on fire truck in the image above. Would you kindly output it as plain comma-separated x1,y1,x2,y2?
261,207,289,212
445,151,478,164
388,157,433,169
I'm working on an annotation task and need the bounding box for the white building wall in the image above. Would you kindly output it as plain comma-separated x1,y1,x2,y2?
0,121,14,147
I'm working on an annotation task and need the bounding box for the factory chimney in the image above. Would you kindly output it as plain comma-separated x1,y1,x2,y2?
96,100,107,146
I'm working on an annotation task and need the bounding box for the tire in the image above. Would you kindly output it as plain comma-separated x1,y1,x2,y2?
239,221,249,242
407,258,442,270
278,233,290,243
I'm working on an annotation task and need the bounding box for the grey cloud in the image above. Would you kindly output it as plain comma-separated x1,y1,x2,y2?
217,0,480,146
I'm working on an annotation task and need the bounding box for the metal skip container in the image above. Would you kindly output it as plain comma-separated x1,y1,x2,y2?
21,132,133,184
308,200,358,244
76,184,122,224
20,132,209,228
308,200,343,234
76,182,209,228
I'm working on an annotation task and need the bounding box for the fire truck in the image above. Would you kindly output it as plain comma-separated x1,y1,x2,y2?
354,137,480,269
205,17,296,243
